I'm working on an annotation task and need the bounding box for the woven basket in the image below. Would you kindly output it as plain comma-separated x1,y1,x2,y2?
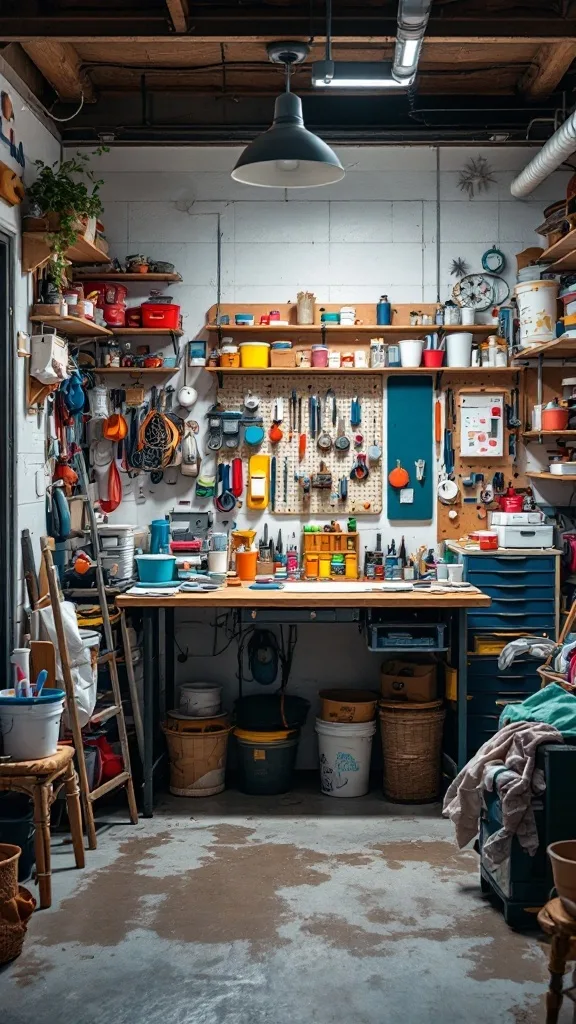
379,700,445,802
0,844,36,965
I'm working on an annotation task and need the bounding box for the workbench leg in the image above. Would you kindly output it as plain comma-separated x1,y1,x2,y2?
165,608,175,712
457,608,468,770
158,608,166,723
142,608,155,818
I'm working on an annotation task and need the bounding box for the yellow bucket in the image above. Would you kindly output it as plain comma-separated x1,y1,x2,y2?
233,727,297,742
239,342,270,368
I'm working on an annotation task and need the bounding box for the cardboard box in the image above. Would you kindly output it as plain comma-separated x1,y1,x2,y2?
380,659,437,702
270,349,296,368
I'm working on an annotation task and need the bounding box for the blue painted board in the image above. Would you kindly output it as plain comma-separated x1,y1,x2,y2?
387,375,433,521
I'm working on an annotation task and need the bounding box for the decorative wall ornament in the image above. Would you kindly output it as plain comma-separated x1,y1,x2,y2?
458,156,495,198
450,257,470,278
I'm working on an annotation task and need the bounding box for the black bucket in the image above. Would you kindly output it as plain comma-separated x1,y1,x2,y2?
234,694,310,731
234,729,300,795
0,793,35,881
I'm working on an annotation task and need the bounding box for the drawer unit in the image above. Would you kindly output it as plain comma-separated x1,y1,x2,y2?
240,608,360,624
449,546,559,767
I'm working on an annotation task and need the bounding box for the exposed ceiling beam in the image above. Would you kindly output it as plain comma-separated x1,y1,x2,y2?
22,41,95,101
518,41,576,99
1,11,576,42
166,0,189,34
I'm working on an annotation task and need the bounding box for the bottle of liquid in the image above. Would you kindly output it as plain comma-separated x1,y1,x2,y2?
377,295,391,326
435,303,444,326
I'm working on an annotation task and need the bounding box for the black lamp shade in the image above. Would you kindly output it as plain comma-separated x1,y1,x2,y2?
231,92,344,188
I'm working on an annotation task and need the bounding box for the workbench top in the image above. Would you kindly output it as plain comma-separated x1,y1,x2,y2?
447,543,561,557
116,584,490,610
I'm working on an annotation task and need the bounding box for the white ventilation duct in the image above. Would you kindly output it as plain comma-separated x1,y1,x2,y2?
392,0,433,85
510,111,576,197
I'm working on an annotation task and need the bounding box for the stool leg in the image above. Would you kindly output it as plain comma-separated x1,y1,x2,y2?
546,932,571,1024
64,760,85,869
33,784,51,910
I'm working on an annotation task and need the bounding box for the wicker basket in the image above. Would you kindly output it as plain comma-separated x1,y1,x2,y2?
0,844,36,965
379,700,445,802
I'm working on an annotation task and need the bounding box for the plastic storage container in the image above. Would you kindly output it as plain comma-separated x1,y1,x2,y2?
179,683,222,717
399,340,423,367
446,332,473,367
239,342,270,368
515,279,559,347
0,690,65,761
234,728,300,795
141,302,180,330
315,718,376,798
0,794,34,881
135,554,176,583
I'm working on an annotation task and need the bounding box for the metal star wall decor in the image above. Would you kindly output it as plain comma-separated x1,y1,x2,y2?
450,257,470,278
458,156,496,198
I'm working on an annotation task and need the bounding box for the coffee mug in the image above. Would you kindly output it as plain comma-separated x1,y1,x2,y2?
436,561,448,580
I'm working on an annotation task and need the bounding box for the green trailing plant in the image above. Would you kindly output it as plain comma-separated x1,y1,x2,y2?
27,148,107,291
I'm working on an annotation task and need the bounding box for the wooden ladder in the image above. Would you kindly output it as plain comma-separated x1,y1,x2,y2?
41,509,138,848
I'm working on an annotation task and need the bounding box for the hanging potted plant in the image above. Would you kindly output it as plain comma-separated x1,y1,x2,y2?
25,150,106,291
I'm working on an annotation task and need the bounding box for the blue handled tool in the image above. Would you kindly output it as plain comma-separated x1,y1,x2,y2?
34,669,48,697
248,582,285,590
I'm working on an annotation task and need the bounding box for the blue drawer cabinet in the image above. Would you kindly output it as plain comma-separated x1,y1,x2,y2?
451,547,559,760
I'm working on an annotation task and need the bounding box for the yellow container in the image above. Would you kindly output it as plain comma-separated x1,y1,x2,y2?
345,553,358,578
220,351,240,368
319,553,332,578
239,342,270,368
445,666,457,702
234,728,297,742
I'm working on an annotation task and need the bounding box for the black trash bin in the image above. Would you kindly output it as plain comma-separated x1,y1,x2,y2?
0,793,35,881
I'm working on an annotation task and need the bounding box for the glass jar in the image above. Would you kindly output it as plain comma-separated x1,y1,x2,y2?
296,291,315,325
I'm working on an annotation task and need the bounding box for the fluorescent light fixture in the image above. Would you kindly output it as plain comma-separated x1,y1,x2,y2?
312,60,410,89
398,38,419,67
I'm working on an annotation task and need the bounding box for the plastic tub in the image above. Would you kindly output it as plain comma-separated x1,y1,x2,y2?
234,728,300,794
0,691,65,761
235,694,310,731
0,794,34,882
311,346,329,368
318,689,378,723
446,332,473,367
239,342,270,368
135,554,176,583
141,302,180,329
548,840,576,900
315,718,376,797
179,683,222,717
399,339,423,367
422,349,444,368
162,722,232,796
515,279,559,347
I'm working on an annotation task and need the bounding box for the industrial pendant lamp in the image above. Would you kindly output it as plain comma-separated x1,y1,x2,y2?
231,42,344,188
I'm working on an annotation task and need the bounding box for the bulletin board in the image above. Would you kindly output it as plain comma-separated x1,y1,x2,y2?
436,369,528,542
387,375,433,521
215,373,383,515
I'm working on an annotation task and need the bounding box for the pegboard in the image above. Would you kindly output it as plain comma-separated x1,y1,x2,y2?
215,373,383,515
436,369,527,542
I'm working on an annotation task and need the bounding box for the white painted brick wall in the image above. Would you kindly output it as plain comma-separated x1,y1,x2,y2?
58,142,569,764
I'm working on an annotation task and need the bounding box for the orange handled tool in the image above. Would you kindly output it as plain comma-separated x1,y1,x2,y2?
299,432,306,460
435,398,442,445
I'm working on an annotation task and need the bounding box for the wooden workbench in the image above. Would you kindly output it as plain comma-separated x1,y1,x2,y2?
116,584,490,815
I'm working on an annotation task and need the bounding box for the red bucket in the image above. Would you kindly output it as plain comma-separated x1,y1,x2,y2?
422,349,444,368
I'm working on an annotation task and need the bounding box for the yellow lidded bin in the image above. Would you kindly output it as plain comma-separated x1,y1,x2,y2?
239,342,270,368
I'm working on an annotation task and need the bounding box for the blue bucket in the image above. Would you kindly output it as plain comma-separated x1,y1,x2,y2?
135,554,176,583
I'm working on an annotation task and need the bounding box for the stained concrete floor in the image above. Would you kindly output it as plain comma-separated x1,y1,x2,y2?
0,784,563,1024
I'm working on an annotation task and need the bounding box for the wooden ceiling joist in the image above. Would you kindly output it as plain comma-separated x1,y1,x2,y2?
166,0,189,34
21,41,94,103
22,41,95,102
518,41,576,100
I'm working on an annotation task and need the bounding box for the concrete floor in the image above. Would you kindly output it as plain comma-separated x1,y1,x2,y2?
0,785,562,1024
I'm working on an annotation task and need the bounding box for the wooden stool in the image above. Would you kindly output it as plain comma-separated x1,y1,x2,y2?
538,898,576,1023
0,745,85,909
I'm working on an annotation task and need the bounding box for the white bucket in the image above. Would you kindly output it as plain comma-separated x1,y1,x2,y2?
515,279,559,347
315,717,376,798
446,332,473,367
179,683,222,717
0,698,65,761
399,339,423,367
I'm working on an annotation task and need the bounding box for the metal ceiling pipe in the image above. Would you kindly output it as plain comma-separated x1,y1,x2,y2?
511,109,576,197
392,0,433,85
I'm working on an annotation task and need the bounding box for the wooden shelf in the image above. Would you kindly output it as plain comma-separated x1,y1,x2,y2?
523,431,576,440
73,271,182,282
527,471,576,481
540,228,576,271
95,366,177,376
513,335,576,360
205,323,493,336
29,314,112,338
22,231,109,274
206,366,519,376
111,327,183,337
